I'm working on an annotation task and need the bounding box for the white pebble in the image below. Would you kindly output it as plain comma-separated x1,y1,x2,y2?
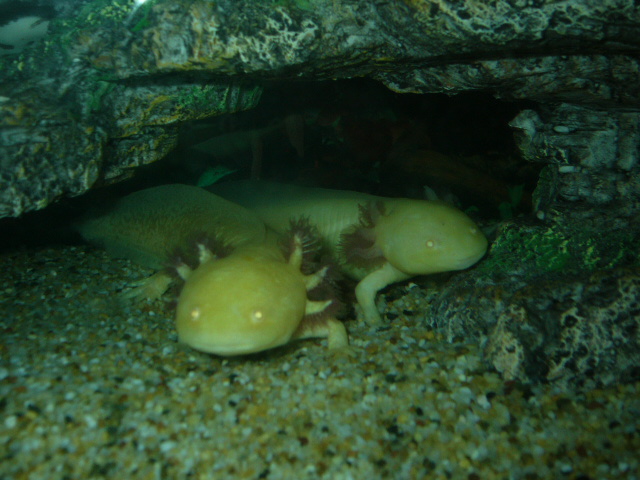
160,441,176,453
4,415,17,428
476,394,491,410
558,165,578,173
84,415,97,428
558,462,573,474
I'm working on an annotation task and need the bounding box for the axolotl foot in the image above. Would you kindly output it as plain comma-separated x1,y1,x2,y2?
121,271,174,301
292,316,349,350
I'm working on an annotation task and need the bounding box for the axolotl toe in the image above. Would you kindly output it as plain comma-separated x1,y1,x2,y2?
210,180,488,325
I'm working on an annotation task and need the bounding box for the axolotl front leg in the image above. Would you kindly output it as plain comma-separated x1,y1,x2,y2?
354,262,411,325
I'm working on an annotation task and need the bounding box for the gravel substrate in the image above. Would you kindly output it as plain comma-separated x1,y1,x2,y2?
1,245,639,479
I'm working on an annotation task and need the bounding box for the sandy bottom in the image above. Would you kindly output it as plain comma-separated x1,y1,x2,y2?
1,245,638,479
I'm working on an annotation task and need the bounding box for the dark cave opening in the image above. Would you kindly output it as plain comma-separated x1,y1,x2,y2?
120,78,540,213
0,78,541,250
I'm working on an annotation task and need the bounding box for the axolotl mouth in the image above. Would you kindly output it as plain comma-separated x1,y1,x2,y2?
452,248,488,270
181,336,284,356
175,326,287,357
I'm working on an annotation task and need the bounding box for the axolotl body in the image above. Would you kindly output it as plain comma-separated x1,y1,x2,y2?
210,181,489,325
77,184,347,355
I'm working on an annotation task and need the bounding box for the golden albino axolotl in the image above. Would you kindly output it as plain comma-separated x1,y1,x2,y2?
209,180,489,325
77,184,347,356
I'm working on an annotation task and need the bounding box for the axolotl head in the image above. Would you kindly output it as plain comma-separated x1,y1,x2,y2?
175,247,307,356
375,199,488,276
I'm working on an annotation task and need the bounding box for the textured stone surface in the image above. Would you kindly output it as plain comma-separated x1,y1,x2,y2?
423,218,640,389
383,55,640,106
1,0,640,217
510,104,640,218
0,73,262,217
485,267,640,390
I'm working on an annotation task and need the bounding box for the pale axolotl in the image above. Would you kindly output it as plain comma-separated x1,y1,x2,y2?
77,184,348,355
209,180,489,325
175,226,347,355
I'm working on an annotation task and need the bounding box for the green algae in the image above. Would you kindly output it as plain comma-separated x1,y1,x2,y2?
269,0,321,11
478,222,640,278
177,83,263,117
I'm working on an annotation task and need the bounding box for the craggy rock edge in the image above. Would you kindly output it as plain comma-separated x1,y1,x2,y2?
1,0,639,217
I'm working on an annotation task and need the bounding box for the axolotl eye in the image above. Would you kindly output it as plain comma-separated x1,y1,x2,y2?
189,307,202,321
251,309,265,324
